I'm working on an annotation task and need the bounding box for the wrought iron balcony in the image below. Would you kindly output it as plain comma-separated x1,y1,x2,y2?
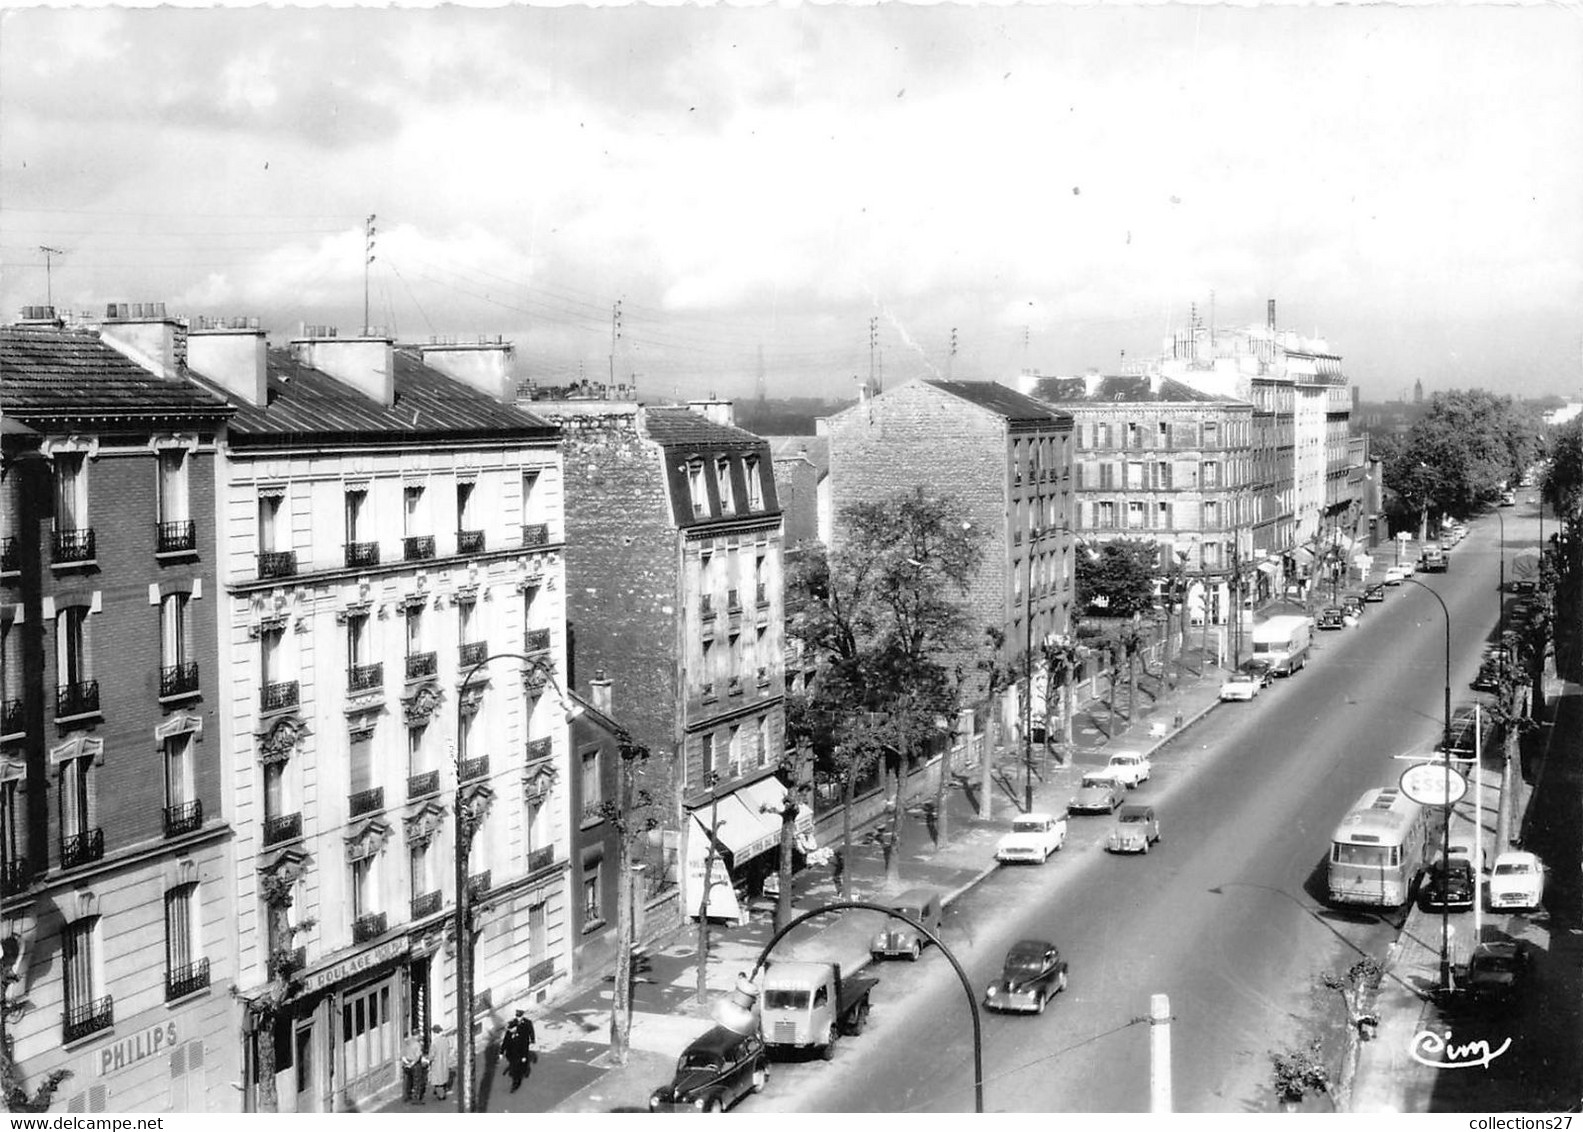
352,912,388,944
345,541,380,569
527,845,555,874
257,550,297,579
466,870,492,898
1,698,23,737
156,520,196,555
525,736,551,762
165,958,210,1000
262,812,302,847
349,786,384,818
261,680,299,713
63,994,114,1044
60,827,104,870
410,891,442,921
160,661,200,699
405,652,437,680
407,770,440,799
402,535,436,562
523,628,552,655
348,662,384,693
456,529,485,555
524,666,551,695
527,957,555,987
459,755,489,783
520,522,549,548
2,857,28,896
163,799,204,838
0,536,16,575
52,528,95,564
56,679,99,720
459,641,488,668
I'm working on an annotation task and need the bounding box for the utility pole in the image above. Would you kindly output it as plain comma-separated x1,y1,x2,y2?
868,317,879,391
609,730,647,1065
609,300,623,385
38,246,64,308
694,772,722,1009
1023,513,1036,812
363,215,376,334
1149,994,1173,1113
947,327,958,380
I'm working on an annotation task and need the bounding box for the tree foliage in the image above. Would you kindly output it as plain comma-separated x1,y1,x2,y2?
1381,391,1546,521
1075,537,1161,618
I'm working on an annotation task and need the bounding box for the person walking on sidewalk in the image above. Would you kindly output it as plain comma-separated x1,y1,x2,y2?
401,1030,429,1105
428,1024,453,1102
502,1009,536,1092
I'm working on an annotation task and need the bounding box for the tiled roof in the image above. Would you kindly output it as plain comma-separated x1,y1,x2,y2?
766,435,828,475
1030,375,1233,405
0,326,233,421
222,347,557,442
642,406,767,448
920,380,1069,422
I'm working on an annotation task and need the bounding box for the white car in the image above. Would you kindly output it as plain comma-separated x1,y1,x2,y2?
996,812,1068,864
1105,750,1151,788
1384,565,1408,586
1488,851,1545,911
1219,673,1261,702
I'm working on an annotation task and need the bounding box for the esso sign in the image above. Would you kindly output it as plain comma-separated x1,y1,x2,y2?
1399,761,1467,807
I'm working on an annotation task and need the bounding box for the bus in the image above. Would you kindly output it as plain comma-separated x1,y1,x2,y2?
1328,787,1432,907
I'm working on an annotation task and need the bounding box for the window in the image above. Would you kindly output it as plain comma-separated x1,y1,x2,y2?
57,606,91,688
403,486,424,537
583,865,602,922
1127,462,1145,489
758,716,771,769
1127,501,1145,528
54,453,87,532
1157,461,1171,490
744,456,763,510
63,916,103,1030
1158,502,1172,530
410,840,436,902
407,726,429,776
1099,464,1115,489
1202,461,1219,488
1204,501,1219,528
260,625,286,687
345,488,367,544
715,458,734,514
1096,501,1115,529
1158,421,1169,447
457,482,475,530
347,612,371,669
157,450,188,524
257,494,282,553
459,600,477,647
164,733,193,813
0,778,22,885
727,726,740,778
349,733,374,796
165,883,202,993
405,607,423,657
582,747,602,810
700,733,715,780
351,856,378,920
161,593,191,670
687,462,708,517
521,470,540,523
262,760,290,827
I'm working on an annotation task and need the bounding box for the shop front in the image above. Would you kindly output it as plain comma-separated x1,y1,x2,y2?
682,774,814,919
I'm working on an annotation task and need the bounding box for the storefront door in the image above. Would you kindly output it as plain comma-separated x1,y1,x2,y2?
294,1020,321,1113
339,975,399,1110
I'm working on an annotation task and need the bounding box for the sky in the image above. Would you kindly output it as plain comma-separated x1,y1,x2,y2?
2,3,1581,405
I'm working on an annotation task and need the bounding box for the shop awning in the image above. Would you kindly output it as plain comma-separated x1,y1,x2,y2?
1292,546,1316,564
1257,561,1280,576
690,776,814,865
692,794,770,859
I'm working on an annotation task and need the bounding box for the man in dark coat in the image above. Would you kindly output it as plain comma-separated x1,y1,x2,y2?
502,1009,536,1092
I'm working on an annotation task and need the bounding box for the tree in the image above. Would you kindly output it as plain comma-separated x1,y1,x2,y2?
1117,624,1146,722
1076,538,1161,619
1,938,70,1113
592,731,655,1066
1381,391,1547,526
1040,636,1083,764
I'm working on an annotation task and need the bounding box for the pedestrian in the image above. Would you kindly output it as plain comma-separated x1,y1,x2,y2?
830,848,845,892
400,1030,429,1105
502,1009,535,1092
428,1024,454,1102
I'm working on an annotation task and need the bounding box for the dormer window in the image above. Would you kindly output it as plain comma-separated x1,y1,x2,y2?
686,461,708,518
716,458,734,515
744,456,763,511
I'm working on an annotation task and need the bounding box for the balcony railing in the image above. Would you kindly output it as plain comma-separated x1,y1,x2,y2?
525,736,551,762
527,957,555,987
524,666,550,695
257,550,297,579
163,799,204,838
352,912,388,944
520,522,549,548
467,870,492,899
405,652,437,680
459,755,489,783
262,812,302,847
1,698,23,737
165,958,210,1000
345,541,380,569
527,845,555,874
456,529,486,555
56,679,99,720
407,770,440,799
348,662,384,693
402,535,436,562
523,628,552,655
2,857,27,897
156,520,197,555
410,891,442,921
52,528,96,565
261,680,299,713
63,994,114,1044
0,537,16,575
349,787,384,818
581,799,606,824
160,661,200,699
459,641,488,669
60,827,104,870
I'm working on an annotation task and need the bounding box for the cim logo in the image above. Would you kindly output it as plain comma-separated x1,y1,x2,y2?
1409,1029,1512,1070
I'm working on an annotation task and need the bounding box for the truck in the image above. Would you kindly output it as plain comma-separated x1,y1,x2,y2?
757,961,877,1061
1420,545,1448,572
1250,614,1311,676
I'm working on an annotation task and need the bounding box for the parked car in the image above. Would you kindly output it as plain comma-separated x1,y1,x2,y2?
1105,750,1151,787
1464,940,1531,1007
649,1026,768,1112
1316,606,1346,630
1069,770,1127,815
996,811,1068,864
1384,566,1408,586
1363,583,1386,603
1488,851,1545,912
870,888,944,960
1219,672,1261,702
1238,657,1275,687
1105,804,1161,854
983,940,1068,1015
1500,490,1516,506
1473,647,1512,692
1340,595,1365,619
1420,858,1478,911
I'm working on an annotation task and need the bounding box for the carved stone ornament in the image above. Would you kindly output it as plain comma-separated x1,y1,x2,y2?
454,583,479,607
259,850,309,906
335,601,373,626
523,760,558,804
402,683,443,726
401,590,430,612
404,802,446,848
345,818,391,863
256,715,307,767
247,608,290,640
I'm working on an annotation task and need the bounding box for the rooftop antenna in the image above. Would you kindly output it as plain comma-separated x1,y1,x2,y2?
363,215,377,334
868,316,878,390
609,300,622,385
947,327,958,380
38,246,64,308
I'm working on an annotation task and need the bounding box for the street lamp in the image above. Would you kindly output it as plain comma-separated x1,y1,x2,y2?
713,900,985,1112
1492,509,1507,684
1401,577,1454,991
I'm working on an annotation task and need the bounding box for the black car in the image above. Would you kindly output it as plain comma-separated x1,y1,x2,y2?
1340,595,1365,619
649,1026,768,1112
1238,657,1275,688
984,939,1068,1014
1464,941,1531,1007
1363,583,1386,603
1316,606,1346,630
1420,858,1477,911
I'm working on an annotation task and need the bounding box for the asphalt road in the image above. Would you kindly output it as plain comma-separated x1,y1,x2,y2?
741,510,1532,1113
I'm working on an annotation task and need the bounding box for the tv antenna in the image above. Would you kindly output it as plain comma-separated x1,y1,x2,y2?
363,215,377,334
38,246,65,307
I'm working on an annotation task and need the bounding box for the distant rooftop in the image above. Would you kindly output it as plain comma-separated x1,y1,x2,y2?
1,324,233,422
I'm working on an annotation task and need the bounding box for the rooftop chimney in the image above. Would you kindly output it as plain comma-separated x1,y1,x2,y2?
688,398,736,428
14,305,62,327
188,316,267,407
589,671,612,716
415,336,515,404
290,325,395,407
98,301,185,379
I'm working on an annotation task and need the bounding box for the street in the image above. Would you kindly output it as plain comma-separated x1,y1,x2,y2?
740,511,1531,1112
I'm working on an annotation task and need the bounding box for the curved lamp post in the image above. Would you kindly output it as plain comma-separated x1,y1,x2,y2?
1402,577,1454,992
714,900,985,1113
1491,509,1507,683
454,650,568,1113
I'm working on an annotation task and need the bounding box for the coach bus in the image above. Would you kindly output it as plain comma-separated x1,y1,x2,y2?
1328,787,1432,907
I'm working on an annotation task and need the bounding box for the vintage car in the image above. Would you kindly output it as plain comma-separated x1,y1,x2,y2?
1464,941,1531,1007
1488,851,1546,912
1362,583,1386,603
1105,750,1151,788
1219,672,1261,702
1384,565,1409,586
649,1026,768,1112
996,811,1068,864
1238,657,1275,687
1069,770,1127,815
870,888,943,961
1316,606,1347,630
1340,595,1365,620
1420,858,1478,911
983,939,1068,1015
1106,804,1161,854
